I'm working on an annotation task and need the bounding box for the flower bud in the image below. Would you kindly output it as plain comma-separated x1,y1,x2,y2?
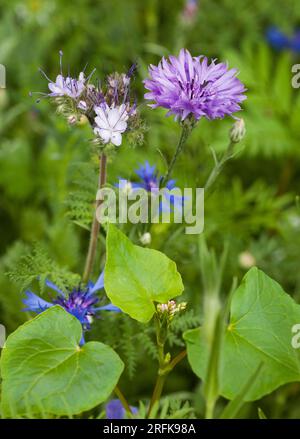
68,115,77,125
238,251,256,269
140,232,151,246
230,118,246,143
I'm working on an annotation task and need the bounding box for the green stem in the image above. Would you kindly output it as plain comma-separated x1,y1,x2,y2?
205,401,215,420
161,123,193,186
204,142,234,196
114,385,132,415
168,349,187,370
83,153,107,283
148,374,167,417
147,317,187,418
147,350,187,418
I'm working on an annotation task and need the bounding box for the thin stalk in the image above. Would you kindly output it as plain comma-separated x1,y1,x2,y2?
83,153,107,283
114,385,132,415
148,374,167,417
168,349,187,370
204,142,234,195
161,123,192,186
147,314,187,419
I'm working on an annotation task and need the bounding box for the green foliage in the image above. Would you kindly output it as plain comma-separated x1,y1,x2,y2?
66,162,97,230
0,0,299,420
0,306,124,418
7,242,80,293
184,268,300,402
105,224,184,323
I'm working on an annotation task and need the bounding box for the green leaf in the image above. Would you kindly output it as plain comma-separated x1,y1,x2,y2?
105,224,184,323
220,362,264,419
0,306,124,417
184,267,300,401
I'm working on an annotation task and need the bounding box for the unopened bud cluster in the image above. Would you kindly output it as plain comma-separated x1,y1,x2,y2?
157,300,187,322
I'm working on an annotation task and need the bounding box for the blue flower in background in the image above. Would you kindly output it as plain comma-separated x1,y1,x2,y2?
106,399,138,419
23,271,120,344
266,26,300,53
266,26,290,51
291,30,300,53
118,161,184,214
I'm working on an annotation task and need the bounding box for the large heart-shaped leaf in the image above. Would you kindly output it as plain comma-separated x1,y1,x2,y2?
0,306,124,417
184,267,300,401
105,224,184,323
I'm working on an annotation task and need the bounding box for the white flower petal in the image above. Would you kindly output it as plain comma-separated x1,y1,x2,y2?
95,115,110,130
108,108,122,127
111,132,122,146
99,129,111,144
114,120,127,132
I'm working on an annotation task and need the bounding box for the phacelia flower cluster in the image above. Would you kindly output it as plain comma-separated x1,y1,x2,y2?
266,27,300,53
144,48,246,122
33,52,142,149
23,270,120,344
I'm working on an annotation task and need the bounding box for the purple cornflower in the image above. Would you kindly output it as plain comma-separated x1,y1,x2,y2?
144,48,246,122
118,161,184,213
105,399,138,419
22,271,120,344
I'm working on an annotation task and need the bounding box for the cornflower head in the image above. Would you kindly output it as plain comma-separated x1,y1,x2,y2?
266,26,300,54
144,48,246,124
118,161,184,213
22,270,120,345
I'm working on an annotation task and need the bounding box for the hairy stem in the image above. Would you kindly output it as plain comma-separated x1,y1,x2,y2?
83,153,107,283
114,385,132,415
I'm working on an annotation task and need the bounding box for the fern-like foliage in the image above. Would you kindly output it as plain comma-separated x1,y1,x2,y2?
168,309,201,348
7,242,80,293
66,162,98,230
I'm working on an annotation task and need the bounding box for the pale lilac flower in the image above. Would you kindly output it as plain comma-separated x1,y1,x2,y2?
48,72,85,98
94,103,129,146
144,48,246,122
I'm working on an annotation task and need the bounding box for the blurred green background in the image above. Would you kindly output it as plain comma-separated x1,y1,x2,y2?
0,0,300,418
